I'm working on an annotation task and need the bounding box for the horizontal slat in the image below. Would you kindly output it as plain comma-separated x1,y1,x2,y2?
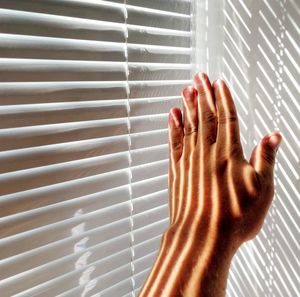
131,144,168,166
0,152,129,196
130,113,168,133
13,262,132,297
127,5,190,31
134,251,157,275
0,222,131,283
0,135,129,174
130,96,180,117
0,169,130,220
0,204,132,260
0,59,127,82
132,174,167,199
129,80,191,98
93,278,133,297
131,129,168,150
0,9,126,42
128,44,191,63
0,233,132,288
133,204,169,230
0,118,128,151
0,34,126,61
132,159,168,183
128,24,191,47
129,62,191,80
0,204,131,259
134,267,151,290
0,181,128,220
127,0,190,14
0,0,125,22
133,218,169,245
0,81,128,105
0,100,128,128
133,189,168,215
0,192,129,238
134,234,162,260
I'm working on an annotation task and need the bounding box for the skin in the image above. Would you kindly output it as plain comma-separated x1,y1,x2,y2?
138,73,282,297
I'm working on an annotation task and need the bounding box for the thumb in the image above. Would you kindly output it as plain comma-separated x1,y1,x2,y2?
249,132,282,180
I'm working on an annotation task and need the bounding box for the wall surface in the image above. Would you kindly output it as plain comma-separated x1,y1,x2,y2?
193,0,299,296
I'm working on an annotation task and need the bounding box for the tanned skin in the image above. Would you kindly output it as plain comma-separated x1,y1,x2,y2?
138,73,282,297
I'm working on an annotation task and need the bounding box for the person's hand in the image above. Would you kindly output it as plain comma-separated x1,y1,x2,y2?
168,73,282,246
139,72,282,297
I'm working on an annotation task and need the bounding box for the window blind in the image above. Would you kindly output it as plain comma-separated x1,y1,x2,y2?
0,0,192,296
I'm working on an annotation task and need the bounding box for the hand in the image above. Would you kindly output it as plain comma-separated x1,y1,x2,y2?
168,73,282,245
139,72,282,297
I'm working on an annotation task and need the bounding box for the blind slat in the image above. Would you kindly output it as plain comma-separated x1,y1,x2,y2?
131,159,169,183
0,135,129,174
132,174,168,199
0,34,126,61
133,204,169,230
132,189,168,214
0,9,126,42
1,249,132,296
1,195,129,238
128,44,191,63
1,226,132,281
0,212,132,260
133,218,169,245
0,170,130,219
129,63,191,80
0,59,127,82
127,24,191,47
0,81,128,105
0,118,129,151
127,5,190,31
131,144,168,166
0,0,125,23
0,100,128,128
127,0,190,14
0,152,129,198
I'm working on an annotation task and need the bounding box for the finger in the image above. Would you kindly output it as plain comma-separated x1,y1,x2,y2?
194,72,217,146
182,86,198,147
168,107,184,163
213,79,243,157
249,132,282,181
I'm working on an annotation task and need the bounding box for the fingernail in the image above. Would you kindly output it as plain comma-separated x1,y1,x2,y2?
198,72,208,81
268,133,282,151
183,86,195,100
215,79,223,87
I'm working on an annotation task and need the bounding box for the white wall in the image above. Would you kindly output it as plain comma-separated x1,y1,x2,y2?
193,0,299,296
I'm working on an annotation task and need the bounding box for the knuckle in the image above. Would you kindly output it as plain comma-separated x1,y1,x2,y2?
184,126,197,136
204,134,216,145
171,140,183,151
201,111,217,125
218,113,238,125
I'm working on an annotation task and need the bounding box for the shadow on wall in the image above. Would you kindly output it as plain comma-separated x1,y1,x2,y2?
193,0,299,296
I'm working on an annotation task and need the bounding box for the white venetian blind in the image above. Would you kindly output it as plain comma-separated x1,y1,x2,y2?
0,0,192,296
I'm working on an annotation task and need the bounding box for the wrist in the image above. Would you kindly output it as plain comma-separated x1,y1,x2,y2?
160,224,238,297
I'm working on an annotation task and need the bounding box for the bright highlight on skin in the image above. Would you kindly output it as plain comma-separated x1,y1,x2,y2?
139,72,282,297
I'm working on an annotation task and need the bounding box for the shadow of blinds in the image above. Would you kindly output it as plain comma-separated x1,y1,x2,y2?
0,0,192,296
193,0,299,296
